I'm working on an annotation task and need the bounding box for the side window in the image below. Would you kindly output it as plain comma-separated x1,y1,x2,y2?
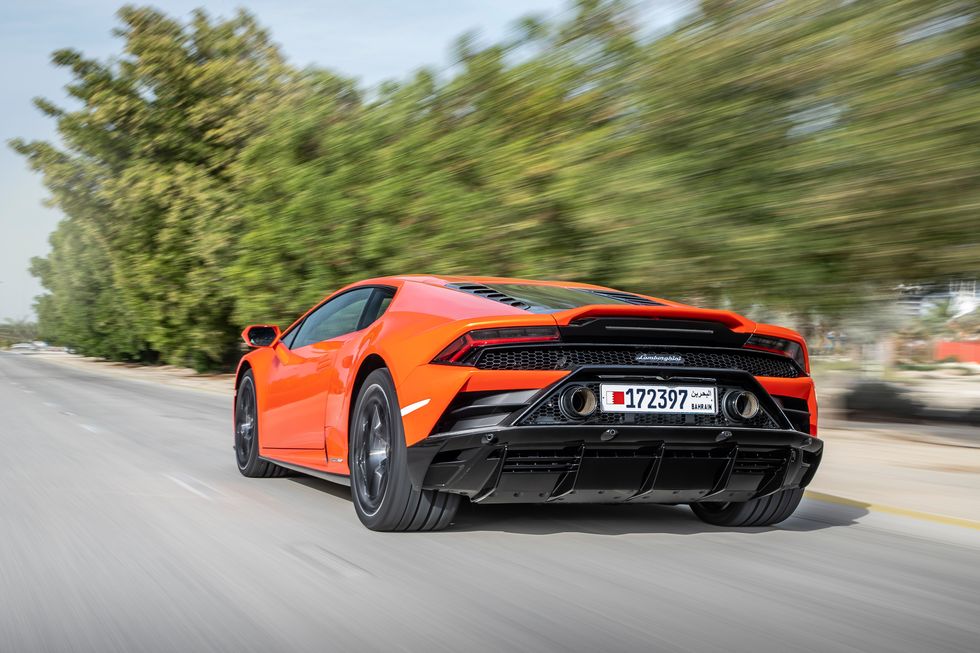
359,287,396,329
291,288,374,349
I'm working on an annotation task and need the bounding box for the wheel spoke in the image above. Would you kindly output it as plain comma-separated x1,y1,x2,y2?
354,393,393,512
235,380,258,467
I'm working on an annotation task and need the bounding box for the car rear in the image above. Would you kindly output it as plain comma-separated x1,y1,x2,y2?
397,279,821,524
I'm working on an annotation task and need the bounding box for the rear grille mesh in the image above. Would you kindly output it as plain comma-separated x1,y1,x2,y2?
475,346,801,378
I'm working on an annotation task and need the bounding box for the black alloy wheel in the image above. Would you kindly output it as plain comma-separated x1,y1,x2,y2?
349,368,459,531
351,387,392,516
234,370,285,478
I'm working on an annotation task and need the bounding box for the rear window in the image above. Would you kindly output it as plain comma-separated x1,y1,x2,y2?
485,284,655,312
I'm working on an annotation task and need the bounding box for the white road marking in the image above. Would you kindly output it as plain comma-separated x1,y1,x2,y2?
285,543,371,579
164,474,212,500
189,476,222,496
400,398,430,417
80,424,99,433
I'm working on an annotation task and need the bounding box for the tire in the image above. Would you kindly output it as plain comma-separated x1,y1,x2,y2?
349,369,460,531
689,487,804,527
235,371,286,478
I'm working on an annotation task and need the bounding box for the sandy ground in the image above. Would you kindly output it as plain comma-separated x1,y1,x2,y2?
18,350,980,523
809,419,980,522
889,365,980,409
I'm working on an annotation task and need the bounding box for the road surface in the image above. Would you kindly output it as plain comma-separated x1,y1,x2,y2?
1,352,978,652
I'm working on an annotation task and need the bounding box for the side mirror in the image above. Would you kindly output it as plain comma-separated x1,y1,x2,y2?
242,324,281,348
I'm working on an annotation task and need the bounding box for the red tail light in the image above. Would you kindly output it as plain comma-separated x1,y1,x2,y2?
433,326,560,364
744,334,808,372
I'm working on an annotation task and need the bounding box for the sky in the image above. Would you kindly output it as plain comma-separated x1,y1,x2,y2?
0,0,689,321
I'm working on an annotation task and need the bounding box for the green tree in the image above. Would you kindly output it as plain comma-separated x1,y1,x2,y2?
12,0,980,370
0,318,40,346
13,6,294,368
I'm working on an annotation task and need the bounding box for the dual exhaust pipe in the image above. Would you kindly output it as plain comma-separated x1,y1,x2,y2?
559,385,598,420
557,385,761,422
722,389,761,421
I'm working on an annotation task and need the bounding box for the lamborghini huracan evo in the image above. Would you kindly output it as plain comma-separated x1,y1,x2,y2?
234,276,821,531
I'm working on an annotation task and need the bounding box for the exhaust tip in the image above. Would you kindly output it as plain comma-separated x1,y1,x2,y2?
724,390,761,421
559,385,598,420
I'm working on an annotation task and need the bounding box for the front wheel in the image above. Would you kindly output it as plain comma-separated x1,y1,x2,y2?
349,369,459,531
690,487,804,527
235,371,286,478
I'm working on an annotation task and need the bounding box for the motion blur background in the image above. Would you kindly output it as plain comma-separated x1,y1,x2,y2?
0,0,977,376
1,3,979,650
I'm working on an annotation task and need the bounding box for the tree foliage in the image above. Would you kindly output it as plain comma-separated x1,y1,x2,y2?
12,0,980,370
0,319,39,346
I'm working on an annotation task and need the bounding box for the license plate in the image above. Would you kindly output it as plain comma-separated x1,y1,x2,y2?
599,384,717,414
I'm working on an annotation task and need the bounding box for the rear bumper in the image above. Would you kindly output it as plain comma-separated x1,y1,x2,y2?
407,425,822,504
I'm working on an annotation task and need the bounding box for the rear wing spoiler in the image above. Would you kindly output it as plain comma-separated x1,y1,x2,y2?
549,305,757,332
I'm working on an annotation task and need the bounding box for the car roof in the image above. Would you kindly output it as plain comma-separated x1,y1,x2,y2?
354,274,679,307
362,273,581,284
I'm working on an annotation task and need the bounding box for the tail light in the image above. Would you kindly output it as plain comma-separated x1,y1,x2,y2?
744,334,808,372
433,326,560,365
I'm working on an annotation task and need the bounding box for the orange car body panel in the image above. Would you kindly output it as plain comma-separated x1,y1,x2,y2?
235,275,816,477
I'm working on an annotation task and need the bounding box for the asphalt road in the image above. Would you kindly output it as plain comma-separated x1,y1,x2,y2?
1,352,978,653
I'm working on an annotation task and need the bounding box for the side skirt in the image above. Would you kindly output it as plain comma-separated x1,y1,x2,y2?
259,457,352,487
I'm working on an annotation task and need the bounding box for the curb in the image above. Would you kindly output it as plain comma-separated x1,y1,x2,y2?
805,490,980,531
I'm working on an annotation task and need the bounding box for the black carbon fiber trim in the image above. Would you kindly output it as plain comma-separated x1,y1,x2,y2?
474,346,802,378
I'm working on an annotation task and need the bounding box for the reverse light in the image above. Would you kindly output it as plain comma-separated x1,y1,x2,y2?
433,326,560,364
744,334,808,372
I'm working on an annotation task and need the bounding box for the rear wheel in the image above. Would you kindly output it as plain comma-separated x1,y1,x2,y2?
235,371,285,478
349,369,459,531
690,487,804,527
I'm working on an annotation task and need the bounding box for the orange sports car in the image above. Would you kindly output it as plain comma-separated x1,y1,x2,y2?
234,276,821,531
